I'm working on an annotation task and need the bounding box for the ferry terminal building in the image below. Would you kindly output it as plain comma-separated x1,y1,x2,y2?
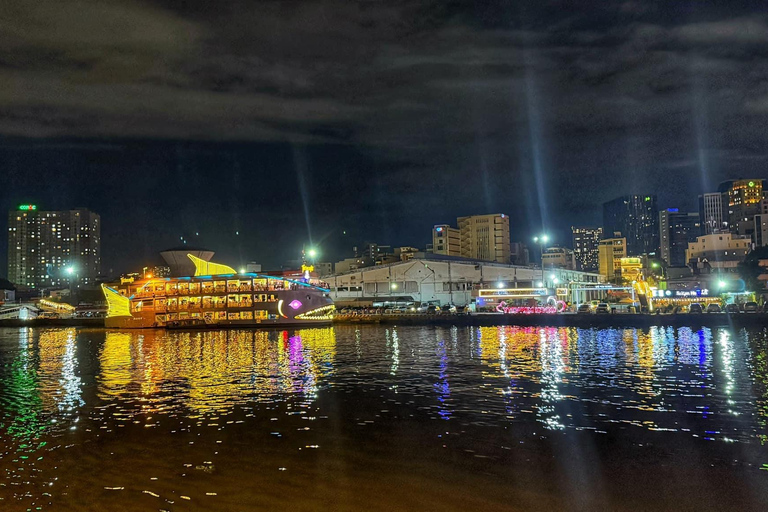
326,254,605,308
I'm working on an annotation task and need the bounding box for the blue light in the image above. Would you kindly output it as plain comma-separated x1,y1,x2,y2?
667,208,679,212
436,227,443,232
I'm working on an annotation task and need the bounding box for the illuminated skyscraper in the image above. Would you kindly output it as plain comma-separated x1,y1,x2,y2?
571,226,602,271
602,195,659,256
7,206,100,288
718,179,765,237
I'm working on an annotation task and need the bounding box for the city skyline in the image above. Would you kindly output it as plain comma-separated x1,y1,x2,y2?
4,174,766,278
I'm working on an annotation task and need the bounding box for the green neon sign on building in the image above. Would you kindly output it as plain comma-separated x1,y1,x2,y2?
18,204,37,211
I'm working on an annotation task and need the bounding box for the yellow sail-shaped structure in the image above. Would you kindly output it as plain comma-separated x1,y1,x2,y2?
101,284,132,318
188,253,237,276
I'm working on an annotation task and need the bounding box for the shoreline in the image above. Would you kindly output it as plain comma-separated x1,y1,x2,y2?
331,313,768,328
2,313,768,329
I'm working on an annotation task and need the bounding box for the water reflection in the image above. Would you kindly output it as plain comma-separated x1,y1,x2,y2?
1,325,768,511
98,328,336,416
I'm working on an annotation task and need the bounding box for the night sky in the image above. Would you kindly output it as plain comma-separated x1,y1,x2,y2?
2,1,768,274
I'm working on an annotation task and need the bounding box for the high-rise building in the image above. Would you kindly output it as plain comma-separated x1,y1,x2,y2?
719,179,765,237
602,196,659,256
457,214,510,263
659,209,701,267
753,199,768,246
598,236,627,281
602,195,659,256
698,193,725,234
7,206,101,289
754,215,768,247
431,224,461,257
571,226,602,271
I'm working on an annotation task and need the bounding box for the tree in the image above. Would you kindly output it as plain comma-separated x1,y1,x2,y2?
737,246,768,294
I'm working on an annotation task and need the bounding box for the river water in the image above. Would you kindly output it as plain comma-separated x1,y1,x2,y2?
1,325,767,511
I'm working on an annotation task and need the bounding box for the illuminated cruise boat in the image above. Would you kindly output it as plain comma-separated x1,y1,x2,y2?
102,254,334,329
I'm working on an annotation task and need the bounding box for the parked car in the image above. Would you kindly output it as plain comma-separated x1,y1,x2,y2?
441,304,456,314
416,303,430,313
595,303,610,314
454,305,467,314
725,303,740,314
689,303,703,314
426,305,438,314
576,304,592,314
706,303,722,313
744,301,759,313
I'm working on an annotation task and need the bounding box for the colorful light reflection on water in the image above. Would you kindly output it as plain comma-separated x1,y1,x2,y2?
1,325,767,511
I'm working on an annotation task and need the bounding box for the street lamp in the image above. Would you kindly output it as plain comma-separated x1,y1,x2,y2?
533,234,549,286
496,282,505,289
65,266,77,303
308,248,317,259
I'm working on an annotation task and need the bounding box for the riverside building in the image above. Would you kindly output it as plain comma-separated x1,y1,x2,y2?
7,205,100,289
326,254,602,308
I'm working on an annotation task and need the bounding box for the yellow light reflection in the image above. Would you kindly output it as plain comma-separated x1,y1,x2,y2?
98,328,336,417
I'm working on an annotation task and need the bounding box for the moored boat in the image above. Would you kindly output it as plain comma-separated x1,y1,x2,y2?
102,254,334,329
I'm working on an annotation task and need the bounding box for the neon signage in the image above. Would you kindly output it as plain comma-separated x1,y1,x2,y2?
18,204,37,211
479,288,548,297
289,300,303,310
653,289,709,298
495,300,566,314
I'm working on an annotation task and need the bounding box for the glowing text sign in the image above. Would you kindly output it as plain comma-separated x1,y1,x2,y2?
654,289,709,298
495,300,566,315
18,204,37,211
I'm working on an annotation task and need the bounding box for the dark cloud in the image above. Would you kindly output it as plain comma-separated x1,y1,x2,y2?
1,1,768,271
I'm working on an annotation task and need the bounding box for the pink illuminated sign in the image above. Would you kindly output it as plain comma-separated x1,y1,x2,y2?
495,300,566,314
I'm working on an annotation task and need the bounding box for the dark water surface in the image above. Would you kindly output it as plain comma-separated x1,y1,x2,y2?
1,325,768,511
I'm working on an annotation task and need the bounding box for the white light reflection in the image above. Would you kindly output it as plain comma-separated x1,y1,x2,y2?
538,328,565,430
390,328,399,376
59,330,84,413
717,330,736,414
